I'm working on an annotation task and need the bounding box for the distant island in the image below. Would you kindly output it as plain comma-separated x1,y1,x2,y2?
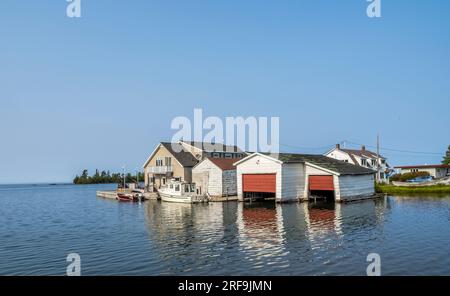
73,169,144,185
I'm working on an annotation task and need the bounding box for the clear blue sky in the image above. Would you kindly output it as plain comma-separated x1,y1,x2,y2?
1,0,449,184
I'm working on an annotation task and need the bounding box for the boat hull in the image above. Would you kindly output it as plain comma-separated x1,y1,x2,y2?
117,193,140,202
159,192,201,204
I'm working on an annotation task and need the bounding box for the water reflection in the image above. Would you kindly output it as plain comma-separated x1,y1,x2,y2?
236,203,290,271
141,196,450,275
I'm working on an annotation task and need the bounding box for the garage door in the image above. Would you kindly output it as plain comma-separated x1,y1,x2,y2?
243,174,276,193
309,175,334,191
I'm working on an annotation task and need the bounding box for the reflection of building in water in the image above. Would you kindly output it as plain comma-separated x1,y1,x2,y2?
302,202,343,243
236,203,289,266
145,201,226,243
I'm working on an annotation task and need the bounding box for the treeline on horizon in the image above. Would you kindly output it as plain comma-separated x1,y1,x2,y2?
73,169,145,184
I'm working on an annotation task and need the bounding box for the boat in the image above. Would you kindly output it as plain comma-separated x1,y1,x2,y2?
117,193,136,202
158,179,208,204
117,191,145,202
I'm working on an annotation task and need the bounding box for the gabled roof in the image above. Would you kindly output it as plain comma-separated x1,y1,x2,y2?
142,142,199,168
160,142,199,167
235,152,375,175
340,148,385,160
180,141,243,153
204,157,243,171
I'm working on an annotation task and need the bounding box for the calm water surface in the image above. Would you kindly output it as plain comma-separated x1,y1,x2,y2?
0,184,449,275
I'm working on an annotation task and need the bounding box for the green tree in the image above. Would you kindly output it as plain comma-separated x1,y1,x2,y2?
443,145,450,165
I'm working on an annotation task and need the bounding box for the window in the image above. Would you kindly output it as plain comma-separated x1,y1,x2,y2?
361,158,367,166
225,153,232,159
156,157,163,166
165,157,172,166
344,160,348,163
175,185,180,191
190,184,196,192
170,184,173,189
213,152,220,158
184,184,190,193
371,159,376,166
381,159,386,164
162,178,166,185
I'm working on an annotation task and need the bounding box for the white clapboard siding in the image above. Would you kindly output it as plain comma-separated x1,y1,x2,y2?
222,170,237,195
192,159,223,196
236,154,282,201
281,163,306,201
338,174,375,200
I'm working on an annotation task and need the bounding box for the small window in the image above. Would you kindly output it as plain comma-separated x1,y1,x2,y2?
213,152,220,158
162,178,166,185
175,185,180,191
371,159,376,166
381,159,386,164
170,184,173,189
361,158,367,166
225,153,232,159
190,184,196,192
184,184,190,193
344,159,348,163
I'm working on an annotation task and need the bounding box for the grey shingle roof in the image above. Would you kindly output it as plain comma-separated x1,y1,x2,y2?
160,142,199,167
341,148,385,160
264,153,376,175
180,141,243,153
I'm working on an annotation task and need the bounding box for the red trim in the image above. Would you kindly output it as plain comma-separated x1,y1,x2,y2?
395,164,450,169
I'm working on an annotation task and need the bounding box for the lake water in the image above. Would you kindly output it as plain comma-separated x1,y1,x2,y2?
0,184,449,275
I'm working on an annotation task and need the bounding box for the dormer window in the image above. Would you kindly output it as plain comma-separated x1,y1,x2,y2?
361,158,367,166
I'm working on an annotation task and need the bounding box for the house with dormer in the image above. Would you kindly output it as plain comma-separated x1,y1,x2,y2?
324,144,391,182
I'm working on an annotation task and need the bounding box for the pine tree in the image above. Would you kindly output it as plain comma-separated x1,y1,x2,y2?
443,145,450,165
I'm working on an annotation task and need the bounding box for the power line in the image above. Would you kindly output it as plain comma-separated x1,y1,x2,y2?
278,143,336,151
345,140,443,155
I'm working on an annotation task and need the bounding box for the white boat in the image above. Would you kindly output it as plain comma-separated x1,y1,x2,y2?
158,179,208,204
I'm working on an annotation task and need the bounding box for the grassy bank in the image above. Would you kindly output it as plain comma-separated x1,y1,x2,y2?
376,184,450,194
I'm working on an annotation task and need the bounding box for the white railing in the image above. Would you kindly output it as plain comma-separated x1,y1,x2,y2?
146,166,173,174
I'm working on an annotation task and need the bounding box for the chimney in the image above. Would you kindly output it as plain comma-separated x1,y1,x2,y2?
336,143,341,149
361,145,366,151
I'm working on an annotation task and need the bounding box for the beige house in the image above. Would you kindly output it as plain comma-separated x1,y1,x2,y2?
143,141,245,191
395,164,450,179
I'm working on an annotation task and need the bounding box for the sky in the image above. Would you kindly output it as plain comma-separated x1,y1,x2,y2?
0,0,449,184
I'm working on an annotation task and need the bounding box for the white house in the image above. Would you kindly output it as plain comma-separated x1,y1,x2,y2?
192,157,242,197
234,153,376,203
324,144,390,182
394,164,450,179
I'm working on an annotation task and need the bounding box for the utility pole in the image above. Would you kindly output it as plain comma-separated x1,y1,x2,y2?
376,133,380,183
122,166,126,189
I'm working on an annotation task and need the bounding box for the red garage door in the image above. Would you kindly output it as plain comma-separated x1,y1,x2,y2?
243,174,276,193
309,175,334,191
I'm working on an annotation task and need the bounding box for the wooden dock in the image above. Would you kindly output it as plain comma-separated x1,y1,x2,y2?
96,190,159,200
209,195,238,202
96,190,118,200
